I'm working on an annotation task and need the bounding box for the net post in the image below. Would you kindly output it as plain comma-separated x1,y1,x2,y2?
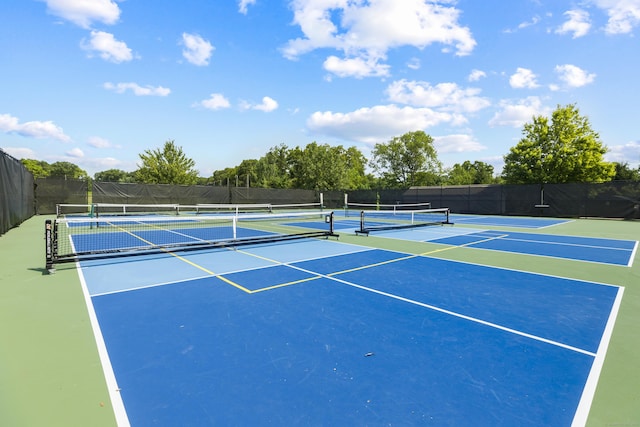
45,219,55,274
355,210,369,235
444,208,452,225
327,211,334,234
232,216,237,240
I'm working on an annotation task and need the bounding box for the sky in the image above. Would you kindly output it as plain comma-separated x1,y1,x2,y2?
1,0,639,177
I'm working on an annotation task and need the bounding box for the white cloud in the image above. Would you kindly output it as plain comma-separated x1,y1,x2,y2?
80,156,132,175
518,15,541,30
198,93,231,110
66,147,84,158
556,9,591,38
323,55,390,78
240,96,279,112
82,30,134,63
238,0,257,14
489,97,549,128
282,0,476,78
386,80,490,114
504,15,541,33
87,136,114,148
104,82,171,96
605,140,640,165
434,134,486,154
41,0,120,28
468,69,487,82
181,33,214,66
592,0,640,34
1,147,37,159
307,104,459,144
509,68,539,89
254,96,279,112
554,64,596,88
0,113,72,142
407,57,421,70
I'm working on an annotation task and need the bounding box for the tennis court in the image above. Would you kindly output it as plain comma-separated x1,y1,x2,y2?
3,206,639,426
60,208,630,426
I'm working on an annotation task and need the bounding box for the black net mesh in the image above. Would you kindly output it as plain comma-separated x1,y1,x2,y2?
0,149,35,235
35,178,88,214
92,182,231,205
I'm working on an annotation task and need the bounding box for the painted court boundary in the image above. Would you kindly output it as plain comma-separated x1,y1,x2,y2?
76,236,625,426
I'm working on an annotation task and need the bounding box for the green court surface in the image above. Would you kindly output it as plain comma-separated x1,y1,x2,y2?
1,215,639,426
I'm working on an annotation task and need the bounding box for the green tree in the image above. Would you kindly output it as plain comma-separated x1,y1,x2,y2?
236,159,258,187
94,169,134,182
289,142,367,190
135,140,199,185
254,144,293,188
343,146,371,190
48,161,88,179
21,159,51,178
211,167,238,186
446,161,496,185
612,162,640,181
370,130,441,188
502,104,615,184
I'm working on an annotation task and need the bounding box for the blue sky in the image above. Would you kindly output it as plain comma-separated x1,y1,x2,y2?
1,0,639,177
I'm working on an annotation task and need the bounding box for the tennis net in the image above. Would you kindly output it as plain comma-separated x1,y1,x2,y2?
56,202,323,218
45,210,337,271
355,207,452,235
347,201,431,211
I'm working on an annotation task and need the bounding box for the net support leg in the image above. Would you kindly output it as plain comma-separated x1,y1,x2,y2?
45,219,55,274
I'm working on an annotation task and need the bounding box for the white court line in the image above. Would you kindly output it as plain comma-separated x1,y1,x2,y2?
628,241,638,267
236,245,598,357
477,234,635,252
87,239,376,297
74,256,130,426
571,286,625,427
324,272,597,356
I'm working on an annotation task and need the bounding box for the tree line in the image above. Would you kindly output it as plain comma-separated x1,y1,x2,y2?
21,104,640,189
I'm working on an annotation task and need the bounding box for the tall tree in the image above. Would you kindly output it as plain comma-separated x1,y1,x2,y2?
502,104,615,184
211,167,238,186
21,159,51,178
236,159,259,187
94,169,134,182
48,161,88,179
446,161,496,185
135,140,199,185
254,144,293,188
370,130,441,188
612,162,640,181
343,146,371,190
290,142,366,190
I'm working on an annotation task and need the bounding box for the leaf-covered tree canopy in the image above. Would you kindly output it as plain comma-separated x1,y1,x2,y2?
370,130,441,188
135,140,199,185
612,162,640,181
20,159,51,179
289,142,368,191
94,169,135,182
502,104,615,184
254,144,293,188
446,161,497,185
21,159,88,179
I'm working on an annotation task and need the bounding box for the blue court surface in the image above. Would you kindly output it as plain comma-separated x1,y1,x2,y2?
78,237,623,426
351,225,637,267
450,214,569,228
